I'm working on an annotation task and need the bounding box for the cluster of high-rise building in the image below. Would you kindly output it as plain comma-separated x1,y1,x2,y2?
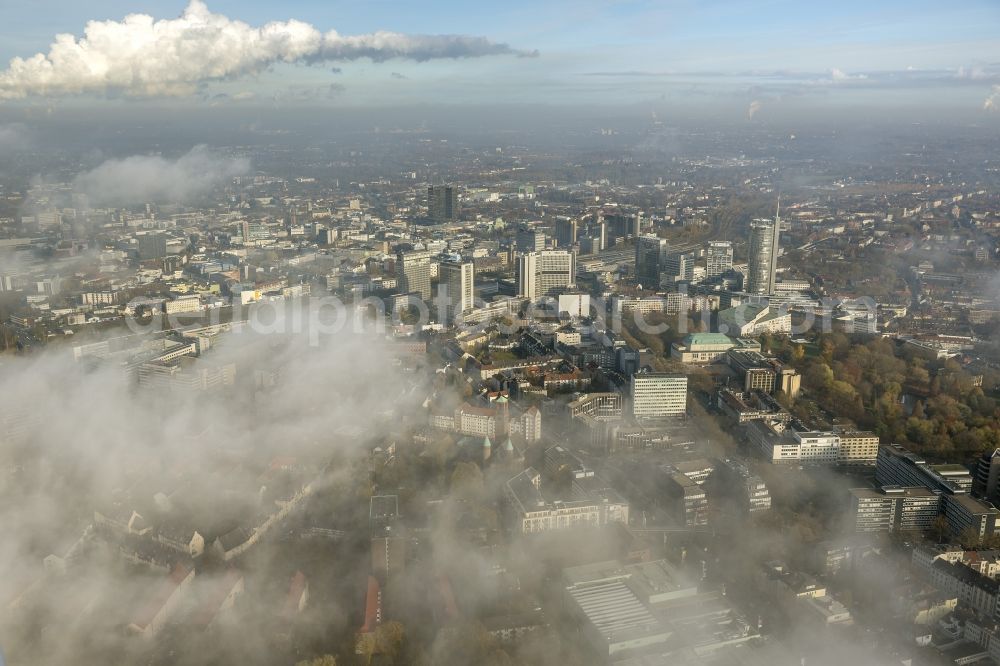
631,206,780,301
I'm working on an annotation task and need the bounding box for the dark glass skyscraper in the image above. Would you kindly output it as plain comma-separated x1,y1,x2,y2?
427,185,456,223
634,235,668,289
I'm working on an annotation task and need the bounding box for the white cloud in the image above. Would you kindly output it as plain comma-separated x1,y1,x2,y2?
0,0,529,99
830,68,868,82
985,85,1000,112
72,145,249,206
0,321,425,661
957,64,1000,81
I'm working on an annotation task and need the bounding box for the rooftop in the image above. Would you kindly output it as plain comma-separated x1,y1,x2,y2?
567,580,661,640
947,493,1000,515
679,333,734,347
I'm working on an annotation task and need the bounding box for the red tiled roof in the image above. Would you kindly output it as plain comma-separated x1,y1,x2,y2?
361,576,381,633
438,574,459,621
282,571,308,618
131,563,191,630
192,569,243,628
457,403,497,418
269,456,297,471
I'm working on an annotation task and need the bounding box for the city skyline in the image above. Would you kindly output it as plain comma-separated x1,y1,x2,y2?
3,3,1000,665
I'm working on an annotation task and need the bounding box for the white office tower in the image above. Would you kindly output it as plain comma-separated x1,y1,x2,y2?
438,260,474,324
631,372,688,418
706,241,734,277
518,250,576,299
396,249,433,301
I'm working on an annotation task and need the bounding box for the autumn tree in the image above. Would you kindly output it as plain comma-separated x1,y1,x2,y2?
929,515,949,543
450,461,484,501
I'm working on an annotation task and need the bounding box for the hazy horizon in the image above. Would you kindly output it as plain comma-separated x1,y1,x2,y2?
0,1,998,116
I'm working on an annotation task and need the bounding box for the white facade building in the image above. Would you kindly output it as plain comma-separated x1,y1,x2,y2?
438,260,474,324
517,250,576,299
630,372,687,418
747,421,842,464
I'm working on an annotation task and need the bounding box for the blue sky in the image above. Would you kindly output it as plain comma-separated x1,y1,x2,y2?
0,0,998,111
